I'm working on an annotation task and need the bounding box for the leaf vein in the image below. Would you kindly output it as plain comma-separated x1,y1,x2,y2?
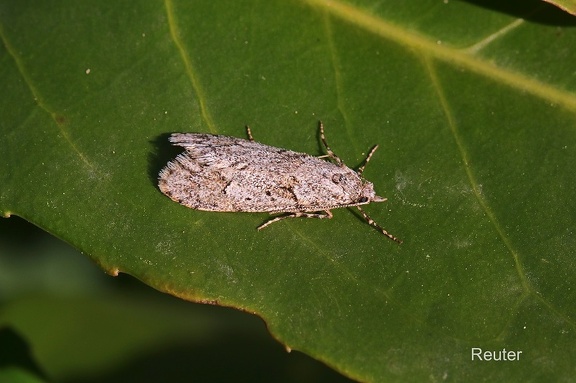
0,21,96,172
425,56,532,293
464,19,525,54
303,0,576,112
164,0,216,133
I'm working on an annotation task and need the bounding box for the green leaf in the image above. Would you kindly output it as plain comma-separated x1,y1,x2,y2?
0,369,46,383
0,217,353,382
0,328,47,383
544,0,576,14
2,0,576,381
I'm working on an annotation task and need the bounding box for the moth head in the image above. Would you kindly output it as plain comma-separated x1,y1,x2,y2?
328,170,387,205
358,181,387,204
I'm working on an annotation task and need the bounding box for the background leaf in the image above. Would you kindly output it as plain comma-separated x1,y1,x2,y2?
2,0,576,381
0,327,47,383
0,217,351,382
544,0,576,14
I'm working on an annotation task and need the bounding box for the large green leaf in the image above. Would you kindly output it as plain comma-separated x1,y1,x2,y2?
545,0,576,14
2,0,576,381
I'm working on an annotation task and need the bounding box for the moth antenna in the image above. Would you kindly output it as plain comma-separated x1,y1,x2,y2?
357,145,379,177
318,121,343,166
356,205,402,243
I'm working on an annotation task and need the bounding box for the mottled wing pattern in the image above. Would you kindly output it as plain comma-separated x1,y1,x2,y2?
158,133,362,212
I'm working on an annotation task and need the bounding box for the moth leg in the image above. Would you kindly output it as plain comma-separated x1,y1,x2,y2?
318,121,343,166
245,126,255,142
356,206,402,244
357,145,379,177
257,210,333,230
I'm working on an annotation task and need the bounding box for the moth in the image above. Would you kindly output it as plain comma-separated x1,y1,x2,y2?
158,121,401,243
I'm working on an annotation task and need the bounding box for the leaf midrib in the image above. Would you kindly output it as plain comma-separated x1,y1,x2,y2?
302,0,576,112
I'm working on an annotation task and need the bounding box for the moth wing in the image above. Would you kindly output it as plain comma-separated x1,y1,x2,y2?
160,133,311,212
